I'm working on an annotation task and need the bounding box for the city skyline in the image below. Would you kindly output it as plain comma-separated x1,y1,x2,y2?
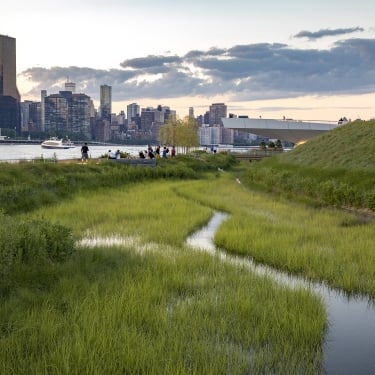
2,0,375,120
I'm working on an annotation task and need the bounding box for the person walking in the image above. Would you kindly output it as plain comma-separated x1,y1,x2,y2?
81,142,89,163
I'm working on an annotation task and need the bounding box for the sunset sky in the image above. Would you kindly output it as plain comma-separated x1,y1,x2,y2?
2,0,375,121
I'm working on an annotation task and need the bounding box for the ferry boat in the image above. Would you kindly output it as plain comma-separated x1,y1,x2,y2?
41,137,75,149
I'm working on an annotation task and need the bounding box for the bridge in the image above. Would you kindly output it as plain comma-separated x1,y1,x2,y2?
222,118,339,144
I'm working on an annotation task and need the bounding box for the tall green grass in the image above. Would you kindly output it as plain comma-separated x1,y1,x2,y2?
282,119,375,171
0,152,235,215
241,159,375,210
2,178,327,374
174,173,375,297
239,119,375,211
1,245,325,374
0,212,75,296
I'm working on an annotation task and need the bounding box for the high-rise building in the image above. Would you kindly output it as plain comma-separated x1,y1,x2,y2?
41,90,47,131
0,34,20,132
209,103,227,126
189,107,194,118
127,103,140,124
45,92,70,134
140,107,155,131
0,34,20,100
44,91,92,138
100,85,112,122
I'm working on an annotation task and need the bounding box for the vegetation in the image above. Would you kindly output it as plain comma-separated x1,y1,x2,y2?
2,177,326,374
0,152,235,215
1,119,374,374
0,212,75,295
282,120,375,170
159,117,199,153
175,174,375,297
240,120,375,211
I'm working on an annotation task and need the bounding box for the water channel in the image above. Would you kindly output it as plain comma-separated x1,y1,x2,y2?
186,212,375,375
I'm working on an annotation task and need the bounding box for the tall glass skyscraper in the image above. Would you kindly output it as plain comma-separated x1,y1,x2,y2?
100,85,112,122
0,34,20,132
0,34,20,100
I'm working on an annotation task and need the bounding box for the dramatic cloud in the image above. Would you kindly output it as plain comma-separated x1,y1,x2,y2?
20,34,375,105
294,27,364,40
120,55,181,69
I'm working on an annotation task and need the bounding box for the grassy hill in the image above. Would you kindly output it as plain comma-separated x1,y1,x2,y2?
280,119,375,171
240,120,375,211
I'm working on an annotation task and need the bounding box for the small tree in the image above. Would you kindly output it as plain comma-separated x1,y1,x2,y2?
159,117,199,154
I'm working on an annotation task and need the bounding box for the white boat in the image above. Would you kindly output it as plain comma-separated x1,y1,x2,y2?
41,138,75,149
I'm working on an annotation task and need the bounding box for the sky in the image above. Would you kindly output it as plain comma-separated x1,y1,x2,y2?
2,0,375,121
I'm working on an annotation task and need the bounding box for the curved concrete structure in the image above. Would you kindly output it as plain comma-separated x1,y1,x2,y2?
222,118,338,143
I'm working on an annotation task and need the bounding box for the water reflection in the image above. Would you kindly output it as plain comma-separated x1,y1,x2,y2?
186,212,375,375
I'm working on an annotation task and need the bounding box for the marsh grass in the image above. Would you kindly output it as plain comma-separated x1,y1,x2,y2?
1,243,325,374
0,154,235,215
240,120,375,211
174,173,375,297
3,177,327,374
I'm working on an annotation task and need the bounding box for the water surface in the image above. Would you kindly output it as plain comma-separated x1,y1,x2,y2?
187,212,375,375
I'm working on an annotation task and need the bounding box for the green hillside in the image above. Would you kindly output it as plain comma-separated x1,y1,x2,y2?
280,120,375,171
241,120,375,211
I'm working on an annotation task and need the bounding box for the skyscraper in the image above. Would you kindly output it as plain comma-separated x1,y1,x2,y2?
0,34,20,132
44,90,92,138
100,85,112,122
0,34,20,100
41,90,47,131
127,102,140,123
209,103,227,126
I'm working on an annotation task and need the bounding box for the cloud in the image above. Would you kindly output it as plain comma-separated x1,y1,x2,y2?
120,55,181,69
20,35,375,105
294,27,365,40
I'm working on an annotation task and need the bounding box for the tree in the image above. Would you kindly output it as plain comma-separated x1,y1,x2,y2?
159,117,199,154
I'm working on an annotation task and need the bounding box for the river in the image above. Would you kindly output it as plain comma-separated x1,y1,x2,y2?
0,143,146,162
187,212,375,375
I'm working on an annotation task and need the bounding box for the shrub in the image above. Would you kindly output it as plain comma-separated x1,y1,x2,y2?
0,212,75,283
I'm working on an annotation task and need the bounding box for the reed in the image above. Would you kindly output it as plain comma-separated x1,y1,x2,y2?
1,245,325,374
174,173,375,297
3,177,327,374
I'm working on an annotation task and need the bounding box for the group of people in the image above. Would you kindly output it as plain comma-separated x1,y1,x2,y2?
81,143,177,163
139,145,176,159
107,149,121,159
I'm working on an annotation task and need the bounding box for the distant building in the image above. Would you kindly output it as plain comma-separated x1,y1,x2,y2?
209,103,227,126
100,85,112,122
127,102,140,125
0,35,19,100
41,90,47,131
203,111,210,125
199,126,221,146
140,107,155,131
44,91,92,138
0,34,20,133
